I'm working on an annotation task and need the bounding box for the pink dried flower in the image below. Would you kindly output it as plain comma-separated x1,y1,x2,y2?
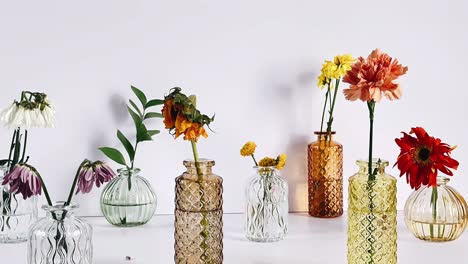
2,164,42,199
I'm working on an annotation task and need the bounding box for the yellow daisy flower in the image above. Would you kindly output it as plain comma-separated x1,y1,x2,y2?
258,157,277,167
276,154,287,170
240,141,257,156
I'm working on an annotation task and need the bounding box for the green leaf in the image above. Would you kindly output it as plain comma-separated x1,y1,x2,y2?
0,159,10,166
145,99,164,108
144,112,163,119
99,147,127,166
127,106,142,127
147,130,160,137
131,86,147,107
136,123,153,142
117,130,135,162
129,99,143,117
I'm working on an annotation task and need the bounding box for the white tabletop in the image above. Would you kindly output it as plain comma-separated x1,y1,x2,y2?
1,213,467,264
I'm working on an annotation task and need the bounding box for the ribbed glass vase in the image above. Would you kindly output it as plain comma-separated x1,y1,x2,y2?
404,176,468,242
347,160,397,264
308,131,343,218
0,164,37,243
174,159,223,264
100,168,157,227
245,166,288,242
28,202,92,264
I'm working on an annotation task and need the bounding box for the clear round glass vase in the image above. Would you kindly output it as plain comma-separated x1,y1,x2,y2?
100,168,157,227
28,202,92,264
174,159,223,264
308,131,343,218
245,166,288,242
0,164,38,243
347,160,397,264
404,176,468,242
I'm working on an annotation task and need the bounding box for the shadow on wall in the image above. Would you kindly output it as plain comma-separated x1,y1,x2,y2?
260,63,321,213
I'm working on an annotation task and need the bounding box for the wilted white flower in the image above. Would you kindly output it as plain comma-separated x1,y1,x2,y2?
0,95,55,129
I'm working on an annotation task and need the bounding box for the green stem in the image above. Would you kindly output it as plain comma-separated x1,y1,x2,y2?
20,129,28,163
367,101,376,181
7,129,18,171
326,79,340,133
32,168,53,207
251,154,258,167
319,85,330,134
65,159,90,206
430,186,438,238
191,140,202,181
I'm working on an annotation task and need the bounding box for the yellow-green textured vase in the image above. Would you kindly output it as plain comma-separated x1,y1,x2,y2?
347,160,397,264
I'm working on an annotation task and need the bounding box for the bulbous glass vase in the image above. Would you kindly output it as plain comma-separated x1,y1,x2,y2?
308,131,343,218
347,160,397,264
404,176,468,242
245,166,288,242
0,164,37,243
28,202,92,264
100,168,157,227
174,159,223,264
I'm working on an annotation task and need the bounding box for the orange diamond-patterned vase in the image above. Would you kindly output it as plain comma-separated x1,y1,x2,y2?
308,131,343,218
174,159,223,264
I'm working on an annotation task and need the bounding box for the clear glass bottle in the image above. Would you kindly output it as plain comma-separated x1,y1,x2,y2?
100,168,157,227
28,202,92,264
174,159,223,264
308,131,343,218
347,160,397,264
404,176,468,242
245,166,288,242
0,164,37,243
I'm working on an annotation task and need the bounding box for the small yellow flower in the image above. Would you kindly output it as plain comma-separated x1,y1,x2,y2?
258,157,277,167
333,54,354,78
276,154,287,170
317,74,329,89
321,60,338,80
240,141,257,157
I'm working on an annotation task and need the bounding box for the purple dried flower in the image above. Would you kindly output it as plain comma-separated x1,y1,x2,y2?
94,162,116,188
2,164,42,199
76,161,115,194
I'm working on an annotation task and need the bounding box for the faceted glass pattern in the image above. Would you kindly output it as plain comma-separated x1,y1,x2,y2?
404,177,468,242
245,167,288,242
0,164,37,243
308,132,343,218
174,159,223,264
100,168,157,227
347,160,397,264
28,203,92,264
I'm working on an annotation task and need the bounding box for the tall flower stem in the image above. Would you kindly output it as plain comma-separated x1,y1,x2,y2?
367,100,376,181
191,140,202,181
7,129,18,170
65,159,89,206
326,79,341,134
319,84,331,133
430,186,438,238
251,154,258,167
20,129,28,163
32,168,53,207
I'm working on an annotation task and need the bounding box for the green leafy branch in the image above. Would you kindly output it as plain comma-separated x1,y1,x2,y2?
99,86,163,170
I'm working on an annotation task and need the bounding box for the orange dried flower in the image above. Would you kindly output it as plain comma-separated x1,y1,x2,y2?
343,49,408,102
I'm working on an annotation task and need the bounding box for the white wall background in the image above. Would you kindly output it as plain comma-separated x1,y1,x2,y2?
0,0,467,216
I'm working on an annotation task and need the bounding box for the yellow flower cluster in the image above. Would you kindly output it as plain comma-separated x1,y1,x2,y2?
317,54,354,88
240,141,257,156
258,157,277,167
276,154,287,170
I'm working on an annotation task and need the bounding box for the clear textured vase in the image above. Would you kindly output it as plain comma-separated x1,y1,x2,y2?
245,166,288,242
347,160,397,264
100,168,157,227
404,176,468,242
174,159,223,264
308,131,343,218
0,164,37,243
28,202,92,264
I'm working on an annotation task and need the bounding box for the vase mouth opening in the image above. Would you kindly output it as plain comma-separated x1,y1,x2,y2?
356,159,389,168
253,166,277,175
183,159,215,168
117,167,140,176
314,131,336,135
42,201,78,213
437,176,450,185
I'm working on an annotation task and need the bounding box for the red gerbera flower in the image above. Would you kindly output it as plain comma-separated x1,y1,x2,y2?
394,127,459,190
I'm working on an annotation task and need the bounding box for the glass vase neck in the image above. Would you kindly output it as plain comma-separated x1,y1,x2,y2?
356,159,389,176
436,176,450,186
184,159,214,175
117,168,140,177
314,131,335,141
254,166,278,176
42,201,78,220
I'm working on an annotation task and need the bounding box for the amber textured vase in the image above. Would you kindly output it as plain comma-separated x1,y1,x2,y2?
308,131,343,218
174,159,223,264
347,160,397,264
